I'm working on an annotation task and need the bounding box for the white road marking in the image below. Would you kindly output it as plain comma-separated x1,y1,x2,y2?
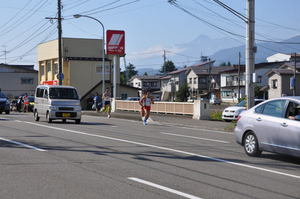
0,137,46,152
160,132,229,144
16,120,300,180
128,177,203,199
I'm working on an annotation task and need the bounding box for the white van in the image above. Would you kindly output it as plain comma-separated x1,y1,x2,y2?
34,85,82,124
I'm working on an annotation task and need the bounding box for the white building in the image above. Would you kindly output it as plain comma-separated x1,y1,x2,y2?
266,53,291,63
160,68,188,101
0,64,38,98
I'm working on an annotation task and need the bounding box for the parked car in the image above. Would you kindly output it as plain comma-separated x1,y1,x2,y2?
235,96,300,158
127,97,140,101
34,85,82,124
0,91,10,114
28,96,35,112
210,98,221,105
222,99,264,121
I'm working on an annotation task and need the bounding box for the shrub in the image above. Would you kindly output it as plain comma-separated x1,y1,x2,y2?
210,111,222,121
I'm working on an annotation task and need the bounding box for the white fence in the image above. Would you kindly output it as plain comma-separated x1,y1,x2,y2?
116,100,194,115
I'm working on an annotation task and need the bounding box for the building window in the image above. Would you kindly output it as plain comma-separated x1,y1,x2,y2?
96,65,110,74
21,78,34,85
272,79,278,89
189,78,192,84
46,61,51,72
40,65,45,76
199,77,206,84
54,63,58,74
151,82,157,87
193,77,197,84
257,75,262,83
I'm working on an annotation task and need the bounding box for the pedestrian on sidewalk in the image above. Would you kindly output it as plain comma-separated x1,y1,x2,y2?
102,88,111,118
23,93,29,112
93,92,101,112
139,90,154,125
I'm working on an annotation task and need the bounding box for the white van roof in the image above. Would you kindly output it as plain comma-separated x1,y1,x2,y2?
37,85,77,89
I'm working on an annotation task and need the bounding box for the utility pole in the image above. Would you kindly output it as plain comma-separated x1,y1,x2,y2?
47,1,63,85
2,45,7,64
245,0,255,109
57,0,63,85
238,52,241,102
163,50,166,74
123,56,128,84
294,52,297,96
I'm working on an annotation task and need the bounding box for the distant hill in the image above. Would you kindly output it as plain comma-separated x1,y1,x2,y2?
210,35,300,65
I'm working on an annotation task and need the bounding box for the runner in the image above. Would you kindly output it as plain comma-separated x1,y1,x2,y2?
102,88,111,118
139,90,154,125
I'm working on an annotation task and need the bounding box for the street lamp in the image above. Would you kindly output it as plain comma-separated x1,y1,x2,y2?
73,14,106,94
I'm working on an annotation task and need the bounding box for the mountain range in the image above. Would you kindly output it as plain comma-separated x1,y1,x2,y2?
135,34,300,75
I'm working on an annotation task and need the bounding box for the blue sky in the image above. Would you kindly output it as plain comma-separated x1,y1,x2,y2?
0,0,299,70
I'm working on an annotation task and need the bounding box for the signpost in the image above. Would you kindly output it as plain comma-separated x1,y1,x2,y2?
106,30,125,112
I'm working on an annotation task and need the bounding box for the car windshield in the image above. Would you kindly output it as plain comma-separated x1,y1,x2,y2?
49,88,79,100
236,100,246,107
0,92,6,98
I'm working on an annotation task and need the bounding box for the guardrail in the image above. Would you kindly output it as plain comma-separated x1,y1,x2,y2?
116,100,194,115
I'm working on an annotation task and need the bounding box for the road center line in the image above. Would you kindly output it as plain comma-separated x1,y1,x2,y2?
0,137,46,152
128,177,203,199
160,132,229,144
17,120,300,180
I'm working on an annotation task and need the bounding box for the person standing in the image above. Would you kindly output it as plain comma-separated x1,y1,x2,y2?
102,88,111,118
93,92,101,112
139,90,154,125
23,93,29,113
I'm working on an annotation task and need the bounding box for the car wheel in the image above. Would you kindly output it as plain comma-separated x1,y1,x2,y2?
75,119,81,124
62,119,66,123
46,112,52,123
243,131,262,157
34,110,40,121
5,110,10,114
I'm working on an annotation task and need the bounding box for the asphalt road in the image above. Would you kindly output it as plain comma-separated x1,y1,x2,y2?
0,112,299,199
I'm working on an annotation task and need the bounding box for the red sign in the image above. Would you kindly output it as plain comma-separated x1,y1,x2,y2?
106,30,125,55
42,80,58,85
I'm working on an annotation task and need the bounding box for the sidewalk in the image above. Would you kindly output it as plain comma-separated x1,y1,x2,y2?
83,110,234,132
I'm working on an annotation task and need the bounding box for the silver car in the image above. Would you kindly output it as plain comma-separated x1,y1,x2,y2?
235,96,300,158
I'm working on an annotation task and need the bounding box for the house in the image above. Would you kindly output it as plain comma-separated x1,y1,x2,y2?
220,62,285,103
186,61,232,100
129,75,161,99
160,68,189,101
266,62,300,99
0,64,38,98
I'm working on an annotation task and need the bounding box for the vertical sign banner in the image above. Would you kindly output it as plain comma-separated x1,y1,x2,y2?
106,30,125,55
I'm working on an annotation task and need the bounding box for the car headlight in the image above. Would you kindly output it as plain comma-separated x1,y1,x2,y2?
49,106,57,111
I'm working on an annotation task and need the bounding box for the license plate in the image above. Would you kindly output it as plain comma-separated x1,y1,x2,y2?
62,113,70,117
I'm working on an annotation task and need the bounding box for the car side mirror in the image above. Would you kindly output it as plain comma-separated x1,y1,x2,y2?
295,115,300,121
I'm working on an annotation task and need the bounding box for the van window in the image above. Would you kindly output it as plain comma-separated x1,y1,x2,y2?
49,88,79,100
36,88,44,98
44,89,48,99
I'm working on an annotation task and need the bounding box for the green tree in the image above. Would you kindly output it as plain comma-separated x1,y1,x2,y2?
160,60,176,73
176,83,190,102
143,72,148,76
219,62,227,66
125,63,138,80
120,71,126,85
